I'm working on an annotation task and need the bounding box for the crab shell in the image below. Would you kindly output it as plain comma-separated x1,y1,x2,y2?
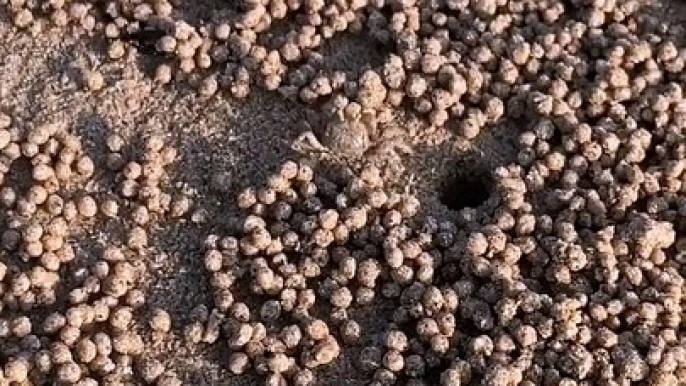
321,118,371,157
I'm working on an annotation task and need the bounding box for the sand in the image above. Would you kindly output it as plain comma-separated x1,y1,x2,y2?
1,0,685,384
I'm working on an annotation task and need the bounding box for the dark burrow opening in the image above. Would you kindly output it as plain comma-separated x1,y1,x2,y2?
440,168,493,211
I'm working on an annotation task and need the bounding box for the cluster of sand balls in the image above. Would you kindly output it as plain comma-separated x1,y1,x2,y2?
201,159,686,385
7,0,686,151
0,118,95,312
0,114,185,385
202,160,449,385
105,132,185,222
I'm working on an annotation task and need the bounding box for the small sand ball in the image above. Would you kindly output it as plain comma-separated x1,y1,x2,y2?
340,319,361,344
170,196,192,217
102,246,126,262
150,308,172,332
28,125,52,145
228,352,250,374
0,114,10,129
156,36,177,53
84,70,105,91
306,319,330,340
214,23,231,40
199,76,219,97
57,362,82,383
5,357,29,382
145,135,166,153
107,134,125,152
14,9,34,28
128,227,148,249
110,307,134,331
33,164,55,181
155,64,174,84
77,196,98,218
101,199,119,217
131,205,150,225
137,357,165,383
75,157,95,179
76,338,97,363
108,40,126,59
312,337,340,365
112,331,144,355
0,130,11,149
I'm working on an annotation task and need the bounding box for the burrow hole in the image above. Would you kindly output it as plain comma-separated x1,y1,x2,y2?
440,167,494,211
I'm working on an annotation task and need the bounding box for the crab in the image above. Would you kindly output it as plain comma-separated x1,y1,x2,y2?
292,107,414,170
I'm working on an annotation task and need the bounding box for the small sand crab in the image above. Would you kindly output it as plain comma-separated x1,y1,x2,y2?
292,107,413,168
